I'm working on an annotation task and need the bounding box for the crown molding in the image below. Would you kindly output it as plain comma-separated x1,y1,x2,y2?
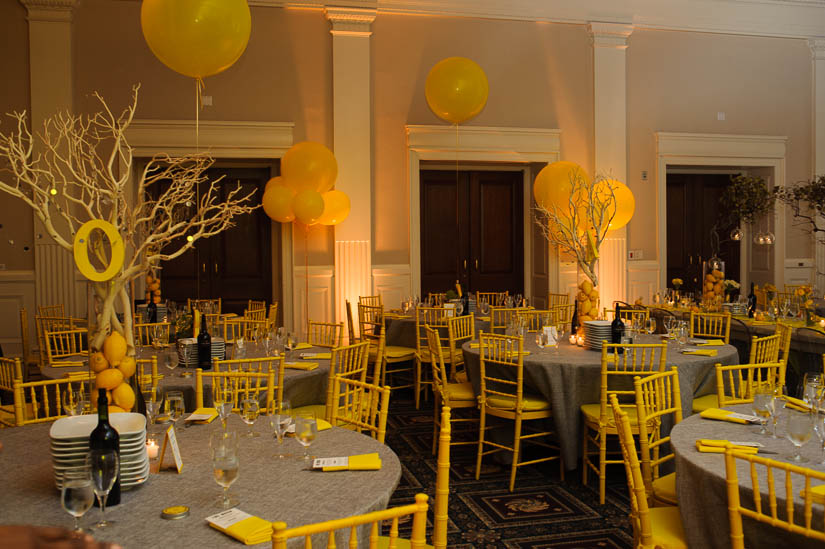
588,22,633,49
325,6,377,36
20,0,78,22
811,38,825,59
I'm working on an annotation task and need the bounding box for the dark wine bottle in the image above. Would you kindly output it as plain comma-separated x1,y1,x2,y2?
197,316,212,370
147,300,157,323
571,301,578,334
611,304,625,355
90,388,120,506
747,282,757,318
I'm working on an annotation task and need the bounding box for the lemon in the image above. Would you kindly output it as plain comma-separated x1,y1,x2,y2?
581,280,593,295
90,352,109,373
149,281,160,292
146,273,154,284
589,288,599,300
581,300,592,315
103,331,127,365
109,405,127,414
112,383,135,412
117,356,136,379
152,295,162,304
96,368,124,391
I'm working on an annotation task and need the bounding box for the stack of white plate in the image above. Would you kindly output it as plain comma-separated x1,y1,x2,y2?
583,320,613,350
177,337,225,366
50,413,149,491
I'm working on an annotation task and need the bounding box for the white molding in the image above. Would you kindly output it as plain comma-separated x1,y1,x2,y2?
372,264,411,310
655,132,788,292
406,125,560,297
785,257,815,285
0,269,36,356
293,265,335,333
325,6,377,36
627,259,661,304
588,22,633,49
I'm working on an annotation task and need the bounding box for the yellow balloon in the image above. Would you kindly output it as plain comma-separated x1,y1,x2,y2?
425,57,489,124
600,179,635,231
292,189,325,225
262,184,296,223
265,176,283,192
141,0,251,79
281,142,338,193
317,191,351,226
533,161,590,211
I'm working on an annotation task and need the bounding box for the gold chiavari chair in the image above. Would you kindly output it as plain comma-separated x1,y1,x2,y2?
19,308,34,369
477,291,508,307
548,292,570,308
358,303,418,407
516,309,555,333
35,315,80,368
775,322,793,371
691,347,782,414
446,313,475,382
212,355,281,374
582,342,667,504
689,311,731,343
0,357,23,427
345,300,358,344
44,329,88,369
244,307,267,322
413,306,453,405
223,318,268,344
489,306,521,334
38,304,65,317
724,447,825,548
248,299,266,312
267,303,279,329
358,295,383,308
134,321,171,347
748,333,781,364
272,494,429,549
330,375,390,443
551,303,576,325
635,367,682,507
610,394,688,549
135,356,162,394
188,298,221,314
307,320,343,348
783,283,808,295
427,292,447,306
604,307,650,326
714,361,783,407
13,374,96,426
427,326,476,454
195,366,281,414
476,332,562,492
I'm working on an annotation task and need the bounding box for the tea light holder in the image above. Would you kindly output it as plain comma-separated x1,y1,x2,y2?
576,334,585,347
569,334,578,345
147,435,161,473
819,319,825,329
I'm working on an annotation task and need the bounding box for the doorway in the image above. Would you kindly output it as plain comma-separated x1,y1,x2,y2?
419,170,524,296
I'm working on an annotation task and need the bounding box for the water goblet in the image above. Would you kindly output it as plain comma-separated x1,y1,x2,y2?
646,317,657,335
240,397,260,438
142,384,162,427
802,372,823,406
165,390,184,425
479,298,490,316
786,410,814,462
62,390,86,416
210,431,240,509
295,412,318,463
789,300,800,320
213,382,234,430
535,331,548,353
751,386,774,435
455,300,464,316
269,400,292,459
60,469,94,533
86,449,119,528
813,408,825,464
285,332,297,353
771,385,788,438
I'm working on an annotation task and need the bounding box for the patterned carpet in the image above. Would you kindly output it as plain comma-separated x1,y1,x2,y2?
383,395,635,548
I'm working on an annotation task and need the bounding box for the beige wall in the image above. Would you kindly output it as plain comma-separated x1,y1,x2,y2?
371,17,594,265
0,1,33,270
627,29,813,261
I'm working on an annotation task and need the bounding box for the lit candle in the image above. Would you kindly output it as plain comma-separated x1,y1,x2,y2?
576,335,585,347
569,334,577,345
819,319,825,329
146,440,159,459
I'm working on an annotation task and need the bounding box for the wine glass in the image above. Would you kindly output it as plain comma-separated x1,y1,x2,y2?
62,390,86,416
535,330,548,353
213,381,234,430
646,317,657,336
479,298,490,316
269,399,292,459
802,372,823,406
751,386,774,436
771,384,788,438
86,449,119,528
210,430,240,509
813,408,825,464
165,348,180,378
285,332,297,354
166,390,184,425
663,316,674,338
789,300,800,320
61,469,94,533
142,384,162,427
786,410,813,462
240,397,260,438
455,300,464,316
151,325,165,350
295,412,318,463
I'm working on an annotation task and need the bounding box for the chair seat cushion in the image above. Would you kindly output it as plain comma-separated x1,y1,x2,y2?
581,403,640,426
648,506,688,549
444,382,475,402
486,394,550,411
386,346,416,359
653,472,677,505
691,393,718,413
291,404,327,422
454,370,468,383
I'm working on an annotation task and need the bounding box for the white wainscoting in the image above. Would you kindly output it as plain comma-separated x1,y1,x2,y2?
292,266,335,335
558,261,579,300
628,260,661,305
0,270,36,357
373,265,412,310
784,258,815,286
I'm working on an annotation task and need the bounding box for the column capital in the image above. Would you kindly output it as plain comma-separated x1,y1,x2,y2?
587,22,634,50
20,0,78,22
810,38,825,61
325,6,376,37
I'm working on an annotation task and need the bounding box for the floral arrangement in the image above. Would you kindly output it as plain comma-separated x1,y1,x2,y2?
672,278,683,289
764,283,777,294
723,279,740,293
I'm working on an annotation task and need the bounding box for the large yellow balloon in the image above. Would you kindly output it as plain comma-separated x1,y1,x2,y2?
317,190,351,226
141,0,252,79
425,57,489,124
265,176,283,192
281,142,338,193
600,179,635,231
262,184,295,223
533,161,590,211
292,189,325,225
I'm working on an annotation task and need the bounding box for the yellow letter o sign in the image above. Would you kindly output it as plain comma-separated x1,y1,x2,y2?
73,220,125,281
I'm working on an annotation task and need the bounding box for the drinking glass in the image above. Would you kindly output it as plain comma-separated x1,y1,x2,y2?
802,373,823,405
285,332,297,353
663,316,674,337
269,400,292,458
751,386,774,436
62,390,86,416
86,449,119,528
813,408,825,464
234,337,246,360
240,397,260,438
779,299,790,320
61,469,94,532
455,301,464,316
646,317,657,335
677,322,689,346
166,390,184,425
210,431,240,509
535,331,549,353
213,381,234,430
479,298,490,315
295,412,318,463
789,301,800,320
151,325,165,350
786,411,813,462
142,384,162,427
771,385,788,438
165,348,180,378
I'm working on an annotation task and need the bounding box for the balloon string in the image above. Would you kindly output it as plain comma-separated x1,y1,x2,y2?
194,77,205,298
304,223,309,337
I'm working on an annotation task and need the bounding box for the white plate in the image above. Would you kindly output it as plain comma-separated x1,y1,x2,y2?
50,413,146,440
583,320,612,327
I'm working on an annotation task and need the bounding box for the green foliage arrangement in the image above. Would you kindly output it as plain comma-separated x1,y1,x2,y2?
775,175,825,235
720,174,776,225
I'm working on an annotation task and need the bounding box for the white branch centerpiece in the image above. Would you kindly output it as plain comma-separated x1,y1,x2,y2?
0,85,257,410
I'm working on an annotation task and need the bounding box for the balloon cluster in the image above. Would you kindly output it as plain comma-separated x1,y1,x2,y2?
262,142,351,226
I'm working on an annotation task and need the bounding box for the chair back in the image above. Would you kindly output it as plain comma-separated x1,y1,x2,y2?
195,363,281,413
754,286,767,309
13,374,95,426
188,298,221,314
44,329,88,367
330,375,390,443
35,315,80,368
551,303,575,325
213,355,280,374
724,447,825,548
19,308,31,368
307,320,343,348
135,356,161,394
547,292,569,307
478,332,526,407
223,318,267,344
358,295,383,308
345,299,357,344
477,291,508,307
489,306,521,333
248,299,266,312
134,321,171,347
426,326,452,407
38,304,65,317
268,303,279,326
326,341,371,421
715,361,782,407
415,306,450,357
604,307,650,325
357,302,383,341
634,367,683,502
748,333,781,364
446,313,475,373
272,494,429,549
690,311,731,343
426,292,447,307
244,307,267,321
0,357,23,393
516,309,555,333
598,343,667,423
775,322,793,367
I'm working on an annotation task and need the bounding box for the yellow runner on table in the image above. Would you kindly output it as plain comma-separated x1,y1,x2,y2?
695,439,758,454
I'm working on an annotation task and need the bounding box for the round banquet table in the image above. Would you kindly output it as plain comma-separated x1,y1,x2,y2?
40,344,331,412
0,415,401,548
462,335,739,470
671,403,825,549
384,313,490,348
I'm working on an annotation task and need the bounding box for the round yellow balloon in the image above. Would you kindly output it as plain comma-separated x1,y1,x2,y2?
600,179,635,231
262,184,296,223
141,0,252,79
265,176,283,192
533,161,590,211
281,142,338,193
73,220,125,282
425,57,489,124
292,189,325,225
317,190,351,226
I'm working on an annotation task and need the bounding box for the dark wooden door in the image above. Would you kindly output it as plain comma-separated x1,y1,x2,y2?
667,173,740,294
160,167,273,316
420,170,523,296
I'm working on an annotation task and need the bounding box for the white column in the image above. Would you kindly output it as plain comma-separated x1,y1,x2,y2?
21,0,81,317
588,22,632,307
811,38,825,291
326,6,375,327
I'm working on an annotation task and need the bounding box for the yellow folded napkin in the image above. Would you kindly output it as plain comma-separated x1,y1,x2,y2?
284,361,319,371
64,370,92,379
294,342,313,350
695,439,758,454
185,407,218,424
783,395,812,412
801,485,825,504
749,320,776,326
469,343,491,349
300,352,331,360
682,349,718,357
207,509,273,545
506,351,531,358
319,452,382,472
696,339,726,346
477,316,491,321
700,408,753,424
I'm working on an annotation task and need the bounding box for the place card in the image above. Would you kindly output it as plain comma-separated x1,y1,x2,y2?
185,407,218,424
726,412,761,423
158,424,183,473
207,508,254,530
312,457,348,469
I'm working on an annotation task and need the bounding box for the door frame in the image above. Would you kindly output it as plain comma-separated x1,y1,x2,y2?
406,125,560,298
655,132,787,291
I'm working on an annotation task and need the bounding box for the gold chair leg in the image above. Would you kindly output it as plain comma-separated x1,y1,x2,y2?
598,429,607,505
475,406,486,480
582,423,589,485
413,358,421,410
432,396,441,455
510,415,523,492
